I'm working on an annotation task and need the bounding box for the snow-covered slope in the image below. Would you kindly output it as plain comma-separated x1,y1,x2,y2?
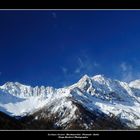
0,82,56,116
1,74,140,129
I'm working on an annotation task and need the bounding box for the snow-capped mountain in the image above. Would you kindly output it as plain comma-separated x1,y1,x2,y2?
1,74,140,129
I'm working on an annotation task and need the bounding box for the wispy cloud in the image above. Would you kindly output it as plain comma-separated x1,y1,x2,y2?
93,61,100,67
61,67,67,74
75,68,81,74
120,62,140,82
120,62,128,71
74,57,84,74
74,55,100,76
60,52,100,87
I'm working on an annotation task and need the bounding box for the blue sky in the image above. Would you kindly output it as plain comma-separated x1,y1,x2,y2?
0,10,140,87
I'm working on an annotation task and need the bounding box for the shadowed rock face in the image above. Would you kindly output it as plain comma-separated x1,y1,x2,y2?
0,111,23,129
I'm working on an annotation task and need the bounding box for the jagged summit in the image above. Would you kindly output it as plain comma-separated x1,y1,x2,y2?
1,74,140,129
79,74,106,82
80,74,90,79
92,74,104,79
92,74,111,83
77,74,91,83
77,74,90,84
1,81,30,90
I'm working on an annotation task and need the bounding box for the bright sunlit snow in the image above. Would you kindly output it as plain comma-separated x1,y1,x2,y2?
1,75,140,127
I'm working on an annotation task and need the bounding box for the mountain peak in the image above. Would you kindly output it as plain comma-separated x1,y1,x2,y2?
77,74,91,84
1,82,15,89
92,74,108,82
80,74,90,80
93,74,104,78
3,81,20,86
1,74,140,129
129,79,140,89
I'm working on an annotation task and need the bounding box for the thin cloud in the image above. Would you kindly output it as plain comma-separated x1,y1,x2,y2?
120,62,140,82
93,61,100,67
120,62,133,82
60,53,100,87
120,62,128,71
74,57,84,74
74,55,100,75
78,57,84,68
61,67,67,74
75,68,80,74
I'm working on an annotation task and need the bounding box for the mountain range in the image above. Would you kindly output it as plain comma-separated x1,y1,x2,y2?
1,74,140,130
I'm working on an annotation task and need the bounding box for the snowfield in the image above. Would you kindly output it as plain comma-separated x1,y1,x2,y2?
1,74,140,128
